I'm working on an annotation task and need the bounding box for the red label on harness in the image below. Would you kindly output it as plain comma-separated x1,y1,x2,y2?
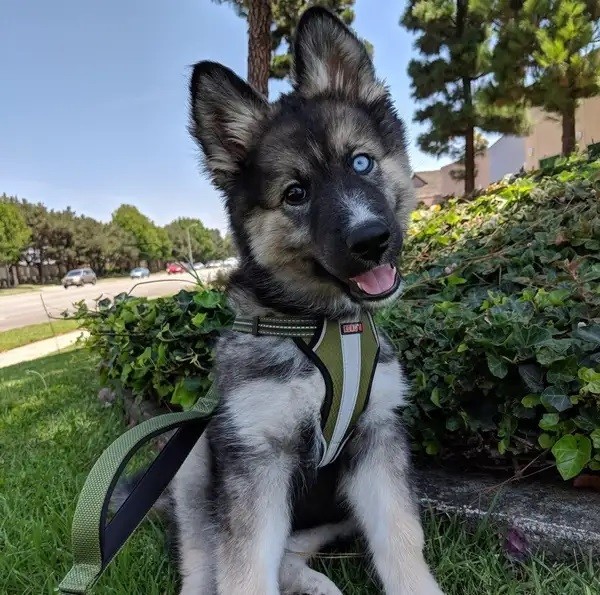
341,322,363,335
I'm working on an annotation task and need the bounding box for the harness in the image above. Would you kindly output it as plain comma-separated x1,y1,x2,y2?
58,311,380,594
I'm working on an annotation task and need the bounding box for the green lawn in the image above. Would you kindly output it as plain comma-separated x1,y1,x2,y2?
0,284,43,296
0,352,598,595
0,319,82,353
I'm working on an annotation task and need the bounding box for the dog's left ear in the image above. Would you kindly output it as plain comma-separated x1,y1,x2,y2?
293,6,385,103
189,61,269,189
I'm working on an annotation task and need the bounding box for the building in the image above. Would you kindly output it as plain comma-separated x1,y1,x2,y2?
412,170,442,206
412,96,600,203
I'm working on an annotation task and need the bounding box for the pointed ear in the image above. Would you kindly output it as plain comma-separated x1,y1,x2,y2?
189,61,269,186
293,7,386,103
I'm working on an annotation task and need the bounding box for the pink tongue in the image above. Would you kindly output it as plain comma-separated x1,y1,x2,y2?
350,264,396,296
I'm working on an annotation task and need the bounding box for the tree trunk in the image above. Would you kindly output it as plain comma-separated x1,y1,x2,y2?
10,265,19,287
561,102,576,156
457,0,475,195
464,124,476,195
247,0,271,97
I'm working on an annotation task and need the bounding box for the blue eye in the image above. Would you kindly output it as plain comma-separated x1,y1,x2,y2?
351,153,374,174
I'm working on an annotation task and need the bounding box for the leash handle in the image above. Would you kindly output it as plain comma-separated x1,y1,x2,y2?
58,386,218,594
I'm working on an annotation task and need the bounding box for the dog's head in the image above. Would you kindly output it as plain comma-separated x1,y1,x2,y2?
189,7,415,317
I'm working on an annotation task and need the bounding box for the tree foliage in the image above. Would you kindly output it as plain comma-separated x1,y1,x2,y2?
0,199,30,265
401,0,528,196
0,195,234,286
487,0,600,156
164,217,234,263
112,205,171,260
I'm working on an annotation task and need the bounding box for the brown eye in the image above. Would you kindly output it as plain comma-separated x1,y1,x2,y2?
283,184,308,206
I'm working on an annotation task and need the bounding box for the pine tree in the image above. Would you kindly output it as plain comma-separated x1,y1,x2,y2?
214,1,369,95
489,0,600,156
402,0,527,195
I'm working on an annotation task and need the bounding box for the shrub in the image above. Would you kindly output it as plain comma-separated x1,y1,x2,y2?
75,286,234,409
379,155,600,480
79,157,600,481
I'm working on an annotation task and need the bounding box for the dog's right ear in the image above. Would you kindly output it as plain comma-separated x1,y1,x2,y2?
189,61,268,187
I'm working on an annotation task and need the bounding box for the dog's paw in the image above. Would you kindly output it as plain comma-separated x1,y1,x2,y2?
294,582,343,595
281,563,343,595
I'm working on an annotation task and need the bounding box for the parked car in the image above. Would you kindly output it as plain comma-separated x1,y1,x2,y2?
166,262,185,274
223,257,239,268
62,268,97,288
192,262,205,270
130,267,150,279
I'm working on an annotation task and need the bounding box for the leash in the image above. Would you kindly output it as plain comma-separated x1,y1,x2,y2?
58,313,378,594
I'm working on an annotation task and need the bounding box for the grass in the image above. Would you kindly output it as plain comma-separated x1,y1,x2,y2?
0,284,43,296
1,351,598,595
0,319,82,353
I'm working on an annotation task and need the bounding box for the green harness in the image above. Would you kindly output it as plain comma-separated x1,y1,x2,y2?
58,311,380,594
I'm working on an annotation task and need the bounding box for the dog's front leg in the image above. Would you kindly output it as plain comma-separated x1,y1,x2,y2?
213,449,293,595
341,418,443,595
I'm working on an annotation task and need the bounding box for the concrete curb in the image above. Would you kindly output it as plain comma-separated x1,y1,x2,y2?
0,330,88,369
417,467,600,559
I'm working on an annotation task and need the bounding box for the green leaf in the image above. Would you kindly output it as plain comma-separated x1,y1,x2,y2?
171,376,205,409
498,438,508,455
578,367,600,394
193,290,223,309
446,417,461,431
457,342,468,353
540,386,572,412
539,413,560,430
191,313,207,327
547,289,571,306
446,274,467,286
430,387,441,407
487,353,508,378
591,429,600,450
551,435,591,480
574,325,600,345
425,441,440,455
508,325,552,349
521,394,541,408
518,364,545,392
538,433,556,449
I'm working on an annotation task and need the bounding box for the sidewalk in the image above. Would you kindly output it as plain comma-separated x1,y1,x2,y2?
0,330,89,369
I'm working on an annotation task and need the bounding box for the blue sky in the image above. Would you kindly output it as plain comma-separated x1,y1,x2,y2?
1,0,452,233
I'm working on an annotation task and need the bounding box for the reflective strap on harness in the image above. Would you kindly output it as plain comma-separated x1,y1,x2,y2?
232,316,320,337
294,311,380,467
58,386,219,594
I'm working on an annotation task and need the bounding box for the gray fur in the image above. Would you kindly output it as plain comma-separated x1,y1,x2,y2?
113,7,444,595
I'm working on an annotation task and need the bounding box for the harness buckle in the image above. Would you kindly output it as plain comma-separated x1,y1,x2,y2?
251,316,260,336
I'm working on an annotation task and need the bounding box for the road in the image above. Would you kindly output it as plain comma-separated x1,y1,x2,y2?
0,269,224,332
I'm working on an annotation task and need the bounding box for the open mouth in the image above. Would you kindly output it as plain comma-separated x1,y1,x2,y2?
349,263,401,300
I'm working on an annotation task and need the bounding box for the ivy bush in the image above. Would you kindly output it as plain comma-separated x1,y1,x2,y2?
78,156,600,480
76,287,233,409
379,155,600,480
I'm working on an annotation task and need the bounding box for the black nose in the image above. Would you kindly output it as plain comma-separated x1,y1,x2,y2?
346,221,390,262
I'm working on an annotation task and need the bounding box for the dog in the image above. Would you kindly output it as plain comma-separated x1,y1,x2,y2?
124,7,444,595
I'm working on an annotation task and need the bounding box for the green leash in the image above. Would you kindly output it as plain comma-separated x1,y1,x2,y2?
59,312,379,594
